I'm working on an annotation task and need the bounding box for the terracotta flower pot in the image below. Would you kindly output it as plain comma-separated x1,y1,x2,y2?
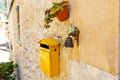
55,2,69,21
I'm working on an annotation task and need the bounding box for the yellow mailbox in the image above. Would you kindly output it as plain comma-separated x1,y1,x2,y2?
38,38,59,77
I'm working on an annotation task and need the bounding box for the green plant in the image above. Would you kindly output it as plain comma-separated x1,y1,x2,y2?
44,9,55,28
44,1,68,28
0,61,17,80
51,2,67,14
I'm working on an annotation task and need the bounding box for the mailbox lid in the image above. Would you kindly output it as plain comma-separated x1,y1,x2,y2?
38,38,59,46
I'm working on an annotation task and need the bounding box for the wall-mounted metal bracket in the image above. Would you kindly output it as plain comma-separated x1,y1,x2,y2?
69,25,80,45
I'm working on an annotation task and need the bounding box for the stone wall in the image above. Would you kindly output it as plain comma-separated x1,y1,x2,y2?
8,0,119,80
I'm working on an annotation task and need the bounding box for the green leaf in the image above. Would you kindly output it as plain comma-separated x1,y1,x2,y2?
0,61,17,80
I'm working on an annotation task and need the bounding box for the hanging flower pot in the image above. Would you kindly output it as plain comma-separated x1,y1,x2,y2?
55,1,69,21
44,1,69,28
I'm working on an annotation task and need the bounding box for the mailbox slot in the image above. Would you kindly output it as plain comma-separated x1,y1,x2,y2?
40,44,49,49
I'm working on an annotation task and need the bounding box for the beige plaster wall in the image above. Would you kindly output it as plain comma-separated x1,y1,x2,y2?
74,0,119,75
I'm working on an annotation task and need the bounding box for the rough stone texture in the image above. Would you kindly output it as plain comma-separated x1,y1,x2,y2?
8,0,120,80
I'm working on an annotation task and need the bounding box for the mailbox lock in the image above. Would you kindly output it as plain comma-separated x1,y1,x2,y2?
54,48,56,51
